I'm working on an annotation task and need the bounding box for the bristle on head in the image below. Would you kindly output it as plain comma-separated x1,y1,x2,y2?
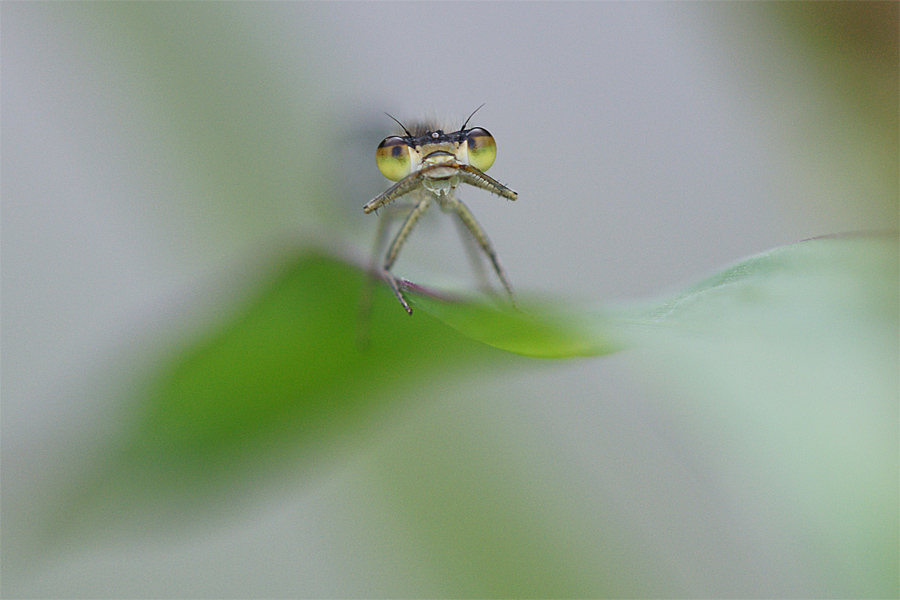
406,121,444,137
385,107,485,138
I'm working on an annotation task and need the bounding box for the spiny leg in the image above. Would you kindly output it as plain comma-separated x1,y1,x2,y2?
358,203,417,345
383,197,431,314
451,215,492,294
444,195,516,304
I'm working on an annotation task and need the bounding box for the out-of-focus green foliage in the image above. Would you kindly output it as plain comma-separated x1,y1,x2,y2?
404,285,621,358
394,232,899,597
410,233,898,360
55,253,514,532
56,235,897,585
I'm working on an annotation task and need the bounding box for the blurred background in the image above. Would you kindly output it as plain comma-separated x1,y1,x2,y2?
3,2,897,597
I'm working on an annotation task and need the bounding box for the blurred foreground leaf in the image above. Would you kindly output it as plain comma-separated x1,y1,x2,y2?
407,233,898,359
41,234,896,597
86,233,896,506
390,232,898,597
403,282,621,358
623,233,899,596
53,251,512,537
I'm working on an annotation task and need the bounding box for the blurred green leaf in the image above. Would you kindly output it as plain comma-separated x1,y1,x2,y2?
406,233,898,359
390,232,898,597
118,234,897,491
616,233,899,596
50,251,516,536
47,234,896,597
131,252,510,469
403,282,621,358
619,233,898,329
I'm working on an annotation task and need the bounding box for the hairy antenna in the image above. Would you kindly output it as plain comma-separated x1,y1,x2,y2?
460,103,486,131
384,112,413,138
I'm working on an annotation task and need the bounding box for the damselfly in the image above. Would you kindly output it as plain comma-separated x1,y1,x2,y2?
363,109,518,314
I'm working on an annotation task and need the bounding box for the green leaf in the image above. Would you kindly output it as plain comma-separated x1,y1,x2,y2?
107,232,895,503
42,234,897,597
402,282,622,358
49,251,515,537
396,232,898,596
405,233,898,359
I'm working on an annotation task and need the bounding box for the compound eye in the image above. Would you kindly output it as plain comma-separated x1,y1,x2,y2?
376,136,414,181
463,127,497,172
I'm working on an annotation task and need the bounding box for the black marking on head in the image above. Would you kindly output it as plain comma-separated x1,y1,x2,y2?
407,122,440,137
384,109,490,147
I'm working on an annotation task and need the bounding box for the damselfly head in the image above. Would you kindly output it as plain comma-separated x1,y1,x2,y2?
375,124,498,182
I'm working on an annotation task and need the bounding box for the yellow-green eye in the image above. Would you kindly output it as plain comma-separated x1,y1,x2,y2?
376,136,415,181
464,127,497,172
